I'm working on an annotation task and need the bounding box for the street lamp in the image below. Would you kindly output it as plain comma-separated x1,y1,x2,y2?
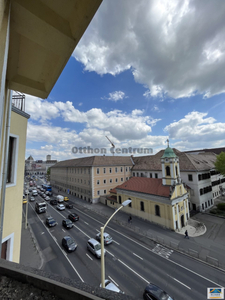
101,199,132,288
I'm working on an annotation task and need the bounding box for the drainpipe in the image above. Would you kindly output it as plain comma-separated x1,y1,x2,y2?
0,89,12,257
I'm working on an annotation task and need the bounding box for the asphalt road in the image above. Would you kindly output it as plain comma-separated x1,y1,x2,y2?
26,182,225,300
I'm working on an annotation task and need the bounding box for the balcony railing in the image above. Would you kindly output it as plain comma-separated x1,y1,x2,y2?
12,92,25,112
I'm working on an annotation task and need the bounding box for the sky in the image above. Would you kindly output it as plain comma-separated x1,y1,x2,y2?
25,0,225,161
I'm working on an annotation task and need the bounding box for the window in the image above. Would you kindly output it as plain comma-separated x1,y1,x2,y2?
155,173,158,178
166,166,170,176
205,202,207,208
77,179,79,183
202,203,204,210
121,178,123,182
97,191,100,195
115,178,118,183
137,173,139,177
104,179,106,184
97,168,99,174
109,168,112,173
211,199,213,205
121,167,123,172
7,135,18,185
110,179,112,183
150,173,152,178
175,166,178,176
188,174,193,181
103,168,106,174
126,167,128,172
140,201,144,211
133,172,135,176
115,167,118,173
104,190,106,194
119,196,122,204
97,180,100,185
155,205,160,216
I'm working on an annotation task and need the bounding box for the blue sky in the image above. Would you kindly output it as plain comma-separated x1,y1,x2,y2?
25,0,225,161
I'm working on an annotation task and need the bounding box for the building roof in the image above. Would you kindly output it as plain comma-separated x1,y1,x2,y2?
185,147,225,155
26,155,34,161
161,146,177,158
115,177,170,198
7,0,102,98
51,156,134,168
132,148,217,172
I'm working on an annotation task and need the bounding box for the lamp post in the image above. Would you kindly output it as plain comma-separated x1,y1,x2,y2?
101,199,132,288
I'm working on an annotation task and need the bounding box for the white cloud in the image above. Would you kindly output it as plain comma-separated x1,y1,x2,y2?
103,91,127,101
164,111,225,145
74,0,225,99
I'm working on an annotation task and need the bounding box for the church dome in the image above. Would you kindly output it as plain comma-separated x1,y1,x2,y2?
161,146,177,158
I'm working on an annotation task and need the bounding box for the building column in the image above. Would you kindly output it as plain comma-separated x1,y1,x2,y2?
184,199,187,225
186,199,190,218
172,206,176,230
176,204,180,230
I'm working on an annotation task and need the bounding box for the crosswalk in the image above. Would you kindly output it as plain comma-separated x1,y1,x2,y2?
152,244,173,259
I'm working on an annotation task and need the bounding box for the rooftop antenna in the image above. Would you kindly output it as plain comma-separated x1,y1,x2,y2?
105,136,115,156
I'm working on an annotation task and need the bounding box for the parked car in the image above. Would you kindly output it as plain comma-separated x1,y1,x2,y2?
100,280,123,293
68,213,79,222
64,196,69,201
42,194,46,198
46,216,56,227
57,204,65,211
143,283,174,300
24,190,29,195
62,236,77,252
62,219,73,229
87,238,106,258
45,196,50,201
66,203,73,209
30,196,35,202
50,199,57,206
96,232,112,245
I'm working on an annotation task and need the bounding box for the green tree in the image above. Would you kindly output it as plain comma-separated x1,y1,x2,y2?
215,152,225,176
47,167,51,182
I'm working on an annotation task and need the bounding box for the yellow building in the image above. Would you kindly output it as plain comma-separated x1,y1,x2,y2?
107,146,190,231
1,103,30,261
0,0,102,261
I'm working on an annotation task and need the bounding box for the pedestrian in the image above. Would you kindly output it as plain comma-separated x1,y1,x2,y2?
128,215,132,224
184,229,189,239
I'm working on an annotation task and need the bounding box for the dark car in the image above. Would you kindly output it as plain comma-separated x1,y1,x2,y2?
46,216,56,227
46,191,53,196
68,213,79,222
66,203,73,209
62,219,73,229
62,236,77,252
143,283,174,300
50,199,57,205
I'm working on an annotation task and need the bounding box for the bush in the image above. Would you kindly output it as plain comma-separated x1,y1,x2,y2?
210,209,218,214
217,203,225,211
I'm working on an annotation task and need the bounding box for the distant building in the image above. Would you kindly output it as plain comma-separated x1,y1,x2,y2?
185,147,225,155
25,155,57,176
50,156,133,203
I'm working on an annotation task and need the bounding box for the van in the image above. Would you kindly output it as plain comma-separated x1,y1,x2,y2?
35,202,47,214
56,195,64,203
87,238,106,258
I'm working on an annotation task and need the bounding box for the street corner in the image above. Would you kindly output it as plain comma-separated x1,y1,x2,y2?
176,219,207,237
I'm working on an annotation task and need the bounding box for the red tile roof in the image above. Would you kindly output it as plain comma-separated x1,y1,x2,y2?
115,177,170,198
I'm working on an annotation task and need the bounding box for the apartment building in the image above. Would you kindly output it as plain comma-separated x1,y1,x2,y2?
132,148,225,212
107,146,190,231
50,156,133,203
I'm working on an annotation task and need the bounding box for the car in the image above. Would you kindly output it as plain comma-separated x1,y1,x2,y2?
96,232,112,245
100,279,123,293
62,219,73,229
30,196,35,202
57,204,65,210
24,190,29,195
64,196,69,201
62,236,77,252
50,199,57,206
66,203,73,209
46,216,56,227
143,283,174,300
68,213,79,222
23,198,27,204
42,194,46,198
45,196,50,201
87,238,106,258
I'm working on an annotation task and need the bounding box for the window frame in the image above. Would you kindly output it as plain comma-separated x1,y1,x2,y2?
6,134,19,187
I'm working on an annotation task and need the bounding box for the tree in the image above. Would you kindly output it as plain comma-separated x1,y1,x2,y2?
47,167,51,182
215,152,225,176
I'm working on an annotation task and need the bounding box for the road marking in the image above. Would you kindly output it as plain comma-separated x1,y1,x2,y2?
86,253,93,260
108,276,119,287
41,232,45,235
29,205,84,282
152,244,173,259
133,252,143,260
169,276,191,289
113,240,120,245
84,221,89,225
118,259,149,283
62,229,65,232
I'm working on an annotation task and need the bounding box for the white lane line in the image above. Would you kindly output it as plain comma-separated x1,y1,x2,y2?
133,252,143,260
41,232,45,235
118,259,149,283
30,205,84,282
86,253,93,260
170,276,191,290
84,221,89,225
73,224,90,239
113,240,120,245
108,276,119,287
74,207,224,286
62,229,65,232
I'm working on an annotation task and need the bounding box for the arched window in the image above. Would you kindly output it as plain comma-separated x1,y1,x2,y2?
155,205,160,217
140,201,144,211
175,166,178,176
166,166,170,176
119,196,122,204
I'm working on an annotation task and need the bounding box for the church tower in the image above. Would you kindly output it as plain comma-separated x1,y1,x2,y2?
161,140,181,186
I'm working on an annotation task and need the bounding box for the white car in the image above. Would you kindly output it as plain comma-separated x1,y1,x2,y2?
30,196,35,202
45,196,50,201
57,204,65,211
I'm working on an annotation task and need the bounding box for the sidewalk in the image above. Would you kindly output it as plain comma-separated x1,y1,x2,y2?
54,187,225,271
